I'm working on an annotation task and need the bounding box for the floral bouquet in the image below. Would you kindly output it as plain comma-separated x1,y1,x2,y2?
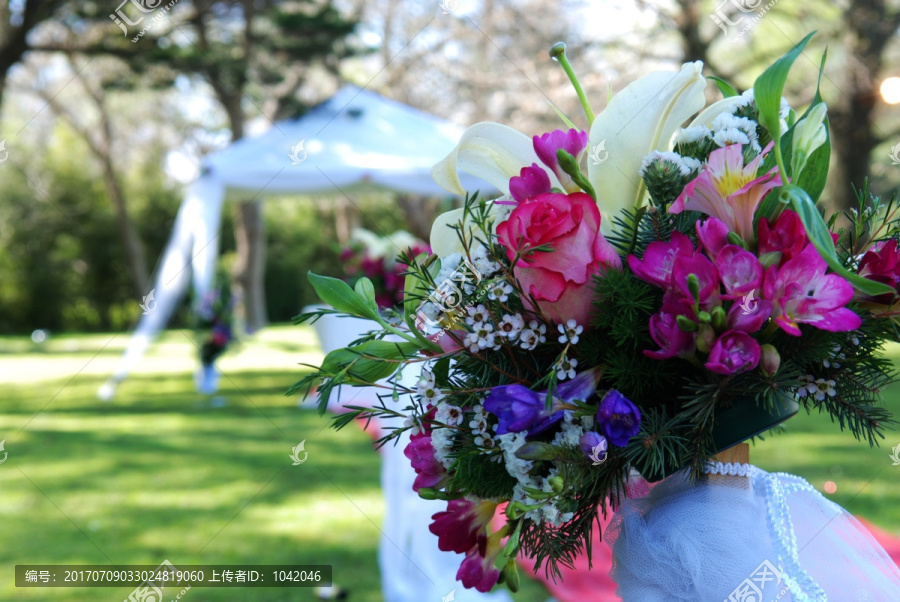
292,34,898,592
338,228,430,308
197,276,235,368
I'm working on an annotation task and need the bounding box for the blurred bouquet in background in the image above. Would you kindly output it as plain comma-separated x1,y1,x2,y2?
294,34,899,593
197,275,235,368
339,229,430,308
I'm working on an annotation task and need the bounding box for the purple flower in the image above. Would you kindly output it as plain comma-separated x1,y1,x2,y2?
627,231,695,289
509,163,552,203
484,368,601,435
672,252,720,310
579,431,608,463
725,298,772,333
715,244,763,299
596,390,641,447
644,310,696,360
705,330,761,375
532,128,589,191
763,243,862,336
695,217,730,261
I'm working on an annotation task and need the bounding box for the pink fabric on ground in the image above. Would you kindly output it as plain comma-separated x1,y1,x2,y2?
516,514,621,602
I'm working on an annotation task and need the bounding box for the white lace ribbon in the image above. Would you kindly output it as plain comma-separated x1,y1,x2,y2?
702,461,753,477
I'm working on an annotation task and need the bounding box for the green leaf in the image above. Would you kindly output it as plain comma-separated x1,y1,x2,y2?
549,101,578,130
354,277,379,313
433,356,451,384
753,185,785,227
514,441,567,461
774,50,831,202
783,185,893,296
708,76,739,98
753,31,816,154
308,272,379,320
321,340,421,383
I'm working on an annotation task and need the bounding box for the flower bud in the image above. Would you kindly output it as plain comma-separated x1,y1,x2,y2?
726,231,748,249
711,306,727,331
760,344,781,377
687,273,701,303
548,476,565,494
417,487,441,500
676,315,699,332
579,431,608,464
696,323,716,354
791,103,828,179
503,559,521,592
638,151,700,207
759,251,783,268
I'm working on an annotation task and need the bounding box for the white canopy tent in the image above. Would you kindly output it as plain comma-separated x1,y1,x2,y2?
99,85,490,398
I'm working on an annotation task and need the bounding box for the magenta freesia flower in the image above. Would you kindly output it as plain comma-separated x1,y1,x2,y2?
430,500,503,592
532,128,588,192
484,367,602,435
858,239,900,303
496,192,621,325
763,243,862,336
627,231,695,289
429,499,498,554
725,299,772,332
644,311,697,359
672,253,720,310
705,330,761,375
403,407,446,492
715,244,763,298
596,389,641,447
696,217,730,261
670,144,782,243
404,431,446,492
509,163,552,203
757,209,807,266
457,531,504,592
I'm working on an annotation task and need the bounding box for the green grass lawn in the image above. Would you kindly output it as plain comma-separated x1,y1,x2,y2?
1,325,899,601
0,326,550,601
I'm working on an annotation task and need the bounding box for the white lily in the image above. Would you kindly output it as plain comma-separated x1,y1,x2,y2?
431,122,563,196
587,61,707,234
429,62,709,253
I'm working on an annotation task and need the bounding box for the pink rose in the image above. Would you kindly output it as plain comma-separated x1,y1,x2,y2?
496,192,621,325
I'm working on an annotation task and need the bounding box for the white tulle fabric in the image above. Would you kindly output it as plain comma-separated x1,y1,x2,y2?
607,463,900,601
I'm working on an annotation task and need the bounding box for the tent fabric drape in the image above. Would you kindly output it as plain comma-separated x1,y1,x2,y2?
101,86,490,397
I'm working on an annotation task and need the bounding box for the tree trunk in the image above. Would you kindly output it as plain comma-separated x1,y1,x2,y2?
396,195,439,241
102,156,150,295
220,91,268,332
32,70,150,298
827,0,900,213
233,200,268,332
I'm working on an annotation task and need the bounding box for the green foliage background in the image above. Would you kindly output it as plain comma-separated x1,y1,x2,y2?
0,129,408,334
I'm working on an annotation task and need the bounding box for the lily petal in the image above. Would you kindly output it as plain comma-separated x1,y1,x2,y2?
687,96,744,128
588,61,707,234
429,203,505,258
432,122,561,196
